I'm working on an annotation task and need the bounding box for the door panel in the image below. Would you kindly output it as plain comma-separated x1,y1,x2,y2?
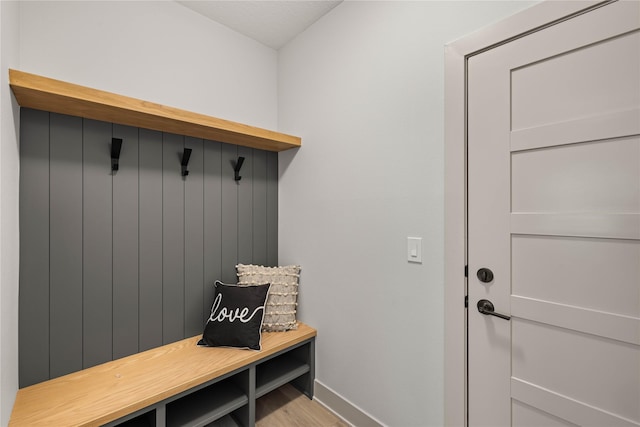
511,31,640,130
511,136,640,213
512,319,640,421
512,236,640,317
468,1,640,425
512,400,579,427
511,378,638,427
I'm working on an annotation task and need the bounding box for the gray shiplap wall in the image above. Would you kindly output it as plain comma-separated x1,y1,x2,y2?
19,108,278,387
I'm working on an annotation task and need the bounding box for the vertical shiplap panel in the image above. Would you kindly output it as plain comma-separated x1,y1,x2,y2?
252,150,268,266
20,111,281,383
82,119,113,369
237,147,254,265
19,108,50,387
49,113,83,378
221,144,239,283
138,129,163,352
112,124,139,359
184,137,205,337
162,133,185,344
203,141,222,321
266,152,279,266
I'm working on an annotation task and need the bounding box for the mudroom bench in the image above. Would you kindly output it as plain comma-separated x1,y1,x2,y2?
9,323,316,427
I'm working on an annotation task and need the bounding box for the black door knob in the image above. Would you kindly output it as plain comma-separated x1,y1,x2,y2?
477,268,494,283
477,299,511,320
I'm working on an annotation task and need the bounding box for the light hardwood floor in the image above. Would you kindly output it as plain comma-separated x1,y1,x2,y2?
256,384,350,427
211,384,349,427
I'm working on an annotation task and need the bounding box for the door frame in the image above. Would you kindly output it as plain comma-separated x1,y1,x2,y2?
443,1,609,425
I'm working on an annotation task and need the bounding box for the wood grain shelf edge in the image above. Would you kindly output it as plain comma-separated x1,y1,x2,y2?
9,69,301,152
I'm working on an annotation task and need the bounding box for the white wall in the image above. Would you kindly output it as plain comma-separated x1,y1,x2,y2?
278,2,536,425
0,1,20,424
19,1,278,130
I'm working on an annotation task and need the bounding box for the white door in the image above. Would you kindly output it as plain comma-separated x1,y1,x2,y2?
468,1,640,426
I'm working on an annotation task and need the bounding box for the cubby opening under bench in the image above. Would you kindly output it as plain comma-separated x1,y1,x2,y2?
9,323,316,427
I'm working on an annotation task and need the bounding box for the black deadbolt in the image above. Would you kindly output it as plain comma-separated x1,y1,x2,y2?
477,268,494,283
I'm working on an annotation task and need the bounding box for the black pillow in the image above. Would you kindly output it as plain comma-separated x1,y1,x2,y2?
198,281,270,350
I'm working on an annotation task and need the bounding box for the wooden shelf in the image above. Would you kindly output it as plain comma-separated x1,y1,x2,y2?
10,323,316,426
166,378,248,426
256,354,310,398
9,69,301,152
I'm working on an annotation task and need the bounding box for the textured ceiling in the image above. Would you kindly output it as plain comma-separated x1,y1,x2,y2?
178,1,343,50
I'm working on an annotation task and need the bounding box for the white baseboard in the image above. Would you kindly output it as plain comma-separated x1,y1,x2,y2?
313,380,385,427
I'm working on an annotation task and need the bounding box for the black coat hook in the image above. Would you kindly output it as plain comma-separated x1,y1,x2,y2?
234,156,245,181
181,148,193,176
111,138,123,172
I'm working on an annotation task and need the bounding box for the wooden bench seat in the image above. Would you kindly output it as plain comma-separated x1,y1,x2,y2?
9,323,316,427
